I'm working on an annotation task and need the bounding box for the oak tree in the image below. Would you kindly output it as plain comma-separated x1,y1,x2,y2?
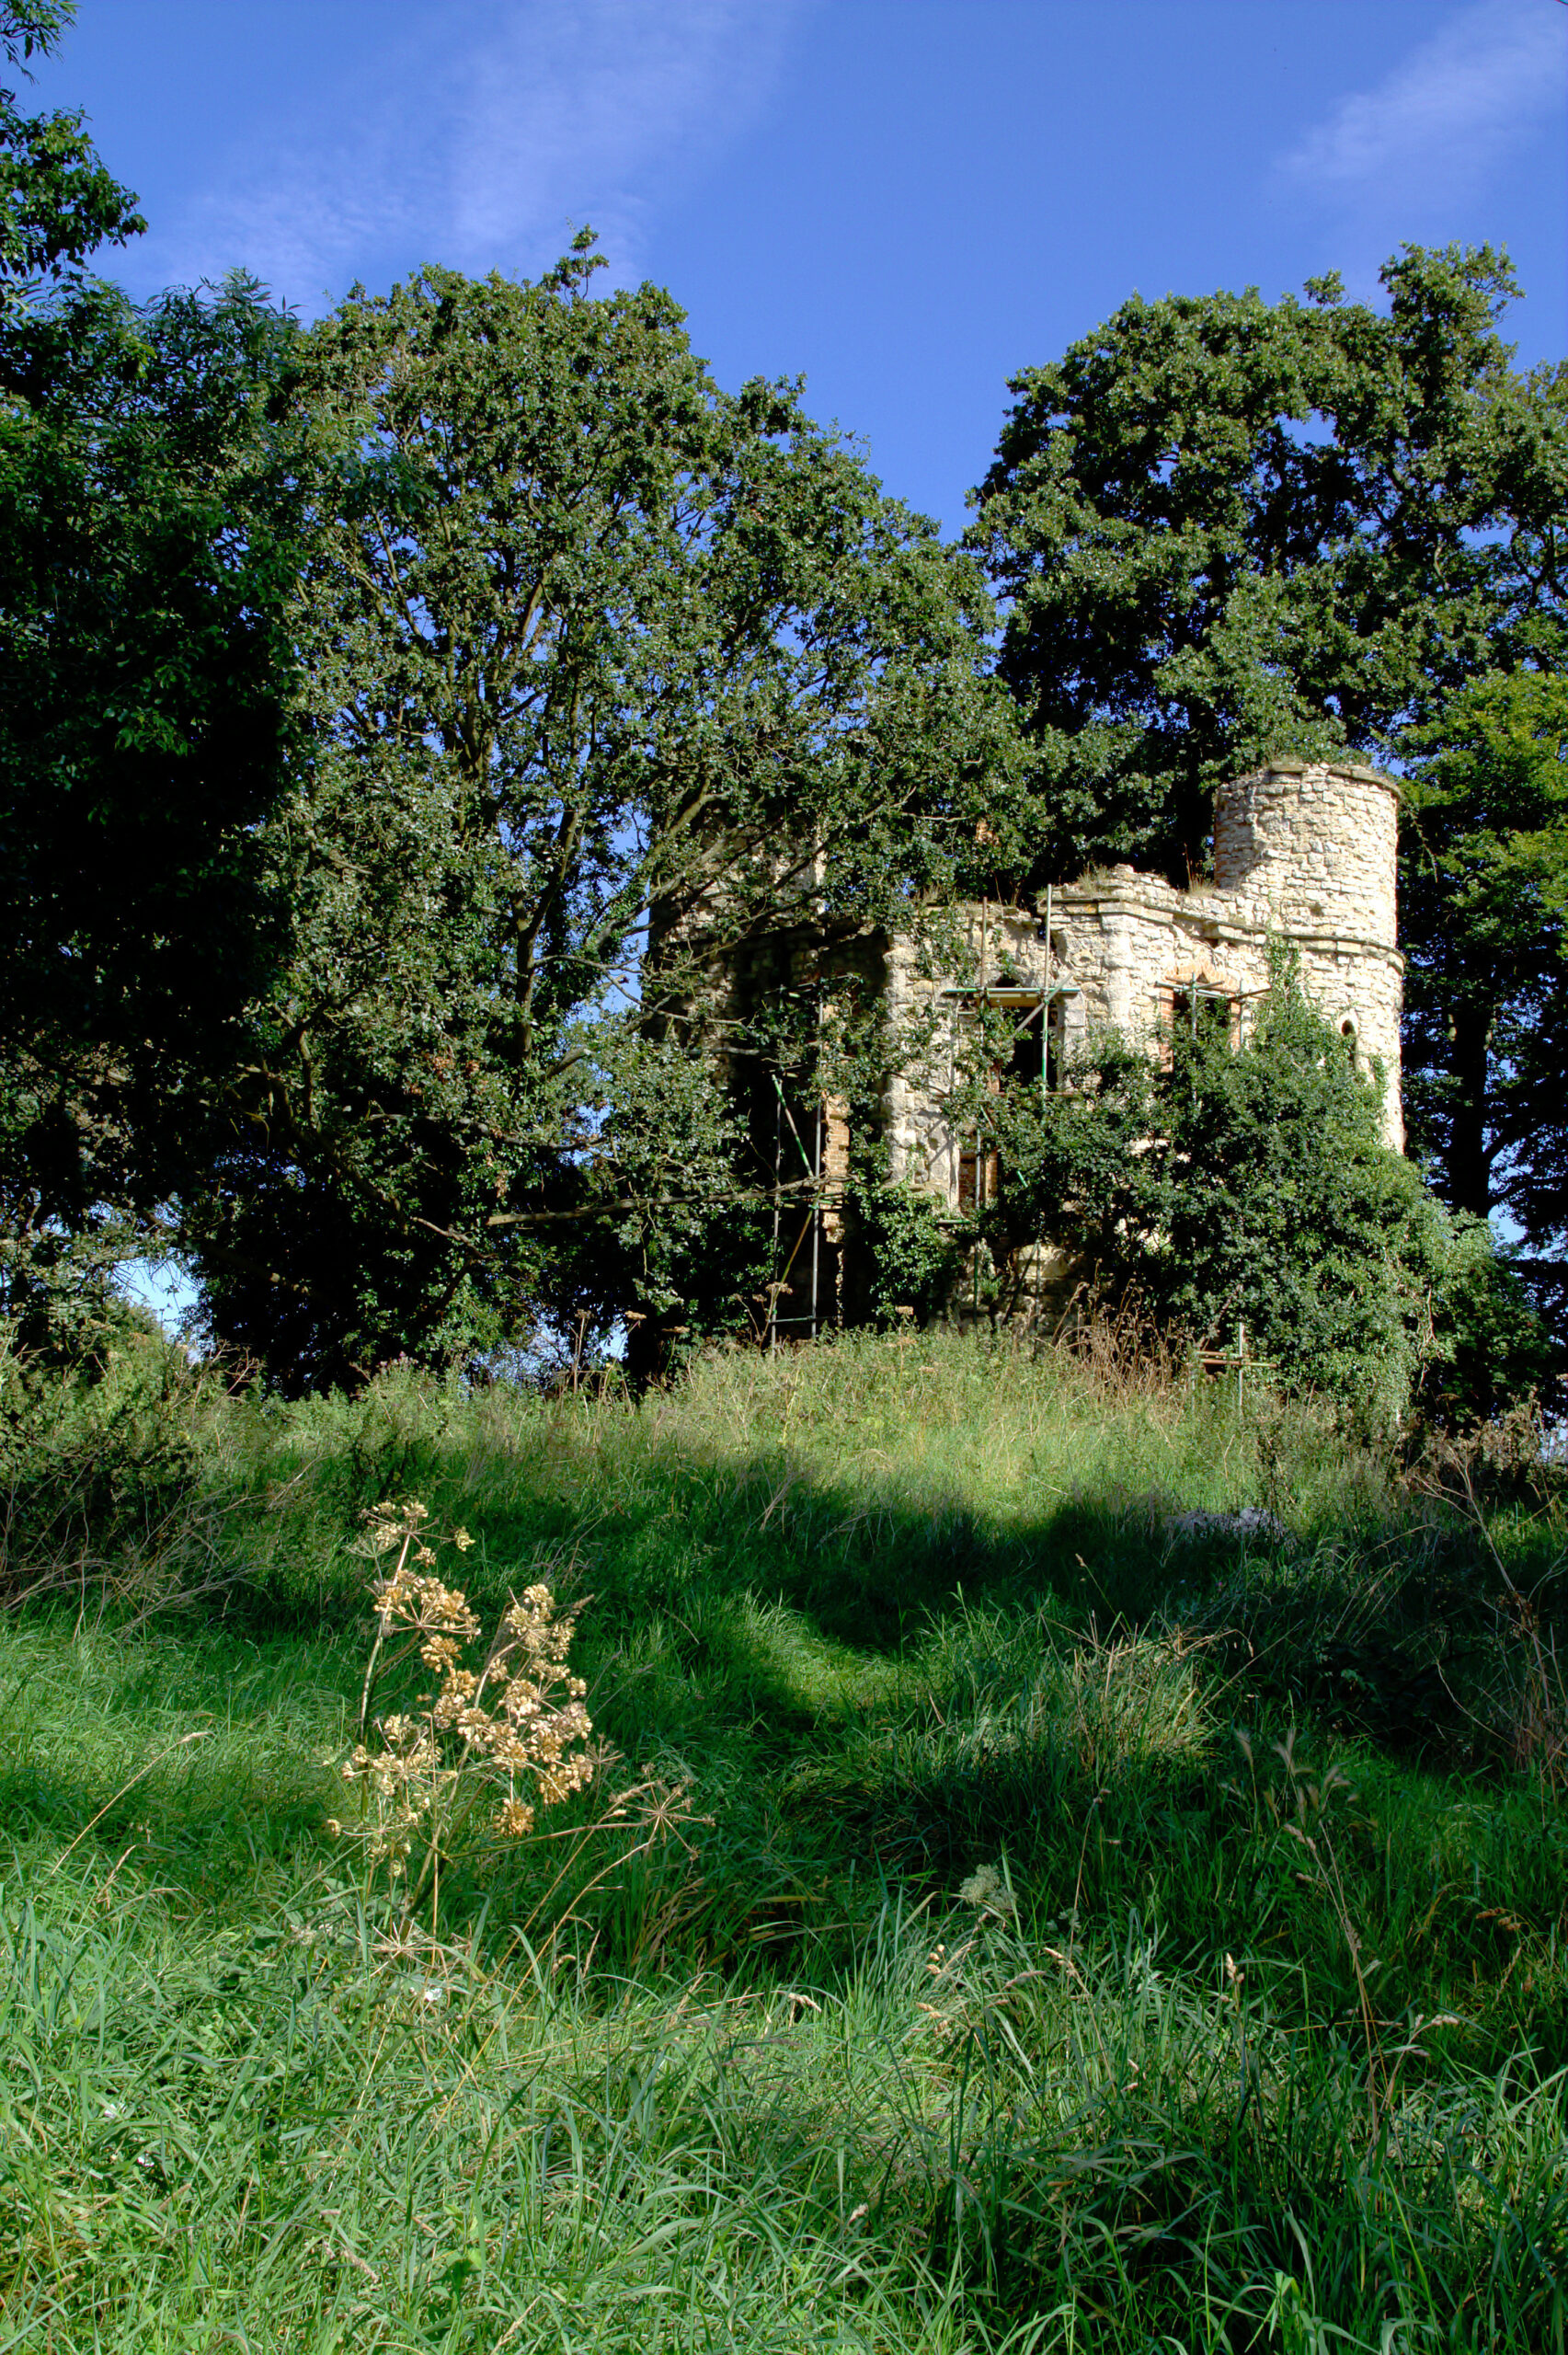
187,246,1018,1385
969,246,1567,890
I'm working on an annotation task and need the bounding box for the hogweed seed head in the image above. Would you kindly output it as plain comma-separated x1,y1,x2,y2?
340,1501,596,1890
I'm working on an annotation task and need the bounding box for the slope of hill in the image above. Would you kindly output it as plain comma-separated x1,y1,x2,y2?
3,1332,1565,2348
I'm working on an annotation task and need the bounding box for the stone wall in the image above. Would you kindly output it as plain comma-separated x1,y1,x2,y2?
1215,758,1399,948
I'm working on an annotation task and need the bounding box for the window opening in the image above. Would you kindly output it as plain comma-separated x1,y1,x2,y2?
957,1135,999,1213
1169,982,1235,1039
943,986,1075,1097
1001,995,1044,1091
944,984,1078,1214
1162,981,1238,1060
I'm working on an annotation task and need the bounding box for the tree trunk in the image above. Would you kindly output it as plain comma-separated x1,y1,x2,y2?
1445,1001,1495,1222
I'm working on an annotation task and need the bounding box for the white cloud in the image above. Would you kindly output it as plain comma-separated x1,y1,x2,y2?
134,0,806,313
1278,0,1566,215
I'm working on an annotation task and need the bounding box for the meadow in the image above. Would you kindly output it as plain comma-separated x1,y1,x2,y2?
2,1328,1565,2352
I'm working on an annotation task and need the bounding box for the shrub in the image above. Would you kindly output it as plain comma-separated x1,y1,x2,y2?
977,956,1557,1429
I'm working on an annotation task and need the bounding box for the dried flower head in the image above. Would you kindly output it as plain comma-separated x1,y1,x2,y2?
338,1503,596,1901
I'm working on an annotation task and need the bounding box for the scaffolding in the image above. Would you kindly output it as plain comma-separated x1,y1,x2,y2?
934,902,1084,1321
766,1069,829,1350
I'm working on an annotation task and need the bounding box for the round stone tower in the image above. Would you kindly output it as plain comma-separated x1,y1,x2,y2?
1212,753,1404,1151
1213,755,1399,948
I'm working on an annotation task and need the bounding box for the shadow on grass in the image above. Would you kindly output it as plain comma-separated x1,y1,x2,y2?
7,1341,1568,2060
225,1394,1542,1775
0,1617,359,1903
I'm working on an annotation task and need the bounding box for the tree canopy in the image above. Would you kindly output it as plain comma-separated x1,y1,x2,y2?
0,5,303,1353
968,247,1567,889
0,1,142,312
181,247,1018,1387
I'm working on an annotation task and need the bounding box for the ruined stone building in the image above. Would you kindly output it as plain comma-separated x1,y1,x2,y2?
705,755,1403,1341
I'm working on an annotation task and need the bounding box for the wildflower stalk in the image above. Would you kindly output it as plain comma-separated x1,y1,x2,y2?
356,1503,427,1740
338,1500,597,1932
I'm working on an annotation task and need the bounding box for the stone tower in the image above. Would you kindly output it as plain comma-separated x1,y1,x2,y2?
1210,755,1403,1149
1213,755,1399,952
674,750,1409,1345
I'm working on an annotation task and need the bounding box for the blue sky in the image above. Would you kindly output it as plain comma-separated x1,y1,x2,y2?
25,0,1562,1325
33,0,1568,536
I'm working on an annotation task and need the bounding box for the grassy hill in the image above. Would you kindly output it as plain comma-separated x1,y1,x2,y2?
3,1331,1565,2349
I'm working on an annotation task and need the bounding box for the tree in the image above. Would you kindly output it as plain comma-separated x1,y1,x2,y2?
184,246,1019,1388
1400,671,1568,1326
968,246,1568,892
0,4,304,1353
0,3,142,310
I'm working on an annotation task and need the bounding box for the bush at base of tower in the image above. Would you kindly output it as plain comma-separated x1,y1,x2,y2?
967,959,1554,1432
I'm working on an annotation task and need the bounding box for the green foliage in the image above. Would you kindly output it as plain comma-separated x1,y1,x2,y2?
0,9,303,1352
0,1201,137,1361
182,242,1017,1388
1415,1204,1561,1428
848,1152,968,1328
0,274,303,1347
0,4,143,313
969,245,1568,891
974,959,1551,1427
1158,985,1431,1423
1402,670,1568,1280
0,1307,201,1574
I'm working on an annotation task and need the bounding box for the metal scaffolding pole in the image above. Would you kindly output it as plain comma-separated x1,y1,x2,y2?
770,1078,782,1353
809,1101,822,1341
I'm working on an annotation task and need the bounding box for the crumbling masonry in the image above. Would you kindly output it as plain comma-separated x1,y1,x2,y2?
887,754,1403,1212
695,756,1403,1341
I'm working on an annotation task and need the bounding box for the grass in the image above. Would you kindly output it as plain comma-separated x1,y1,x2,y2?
2,1329,1567,2349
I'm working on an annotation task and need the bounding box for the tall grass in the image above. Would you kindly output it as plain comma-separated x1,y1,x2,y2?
166,1330,1398,1632
3,1329,1566,2348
